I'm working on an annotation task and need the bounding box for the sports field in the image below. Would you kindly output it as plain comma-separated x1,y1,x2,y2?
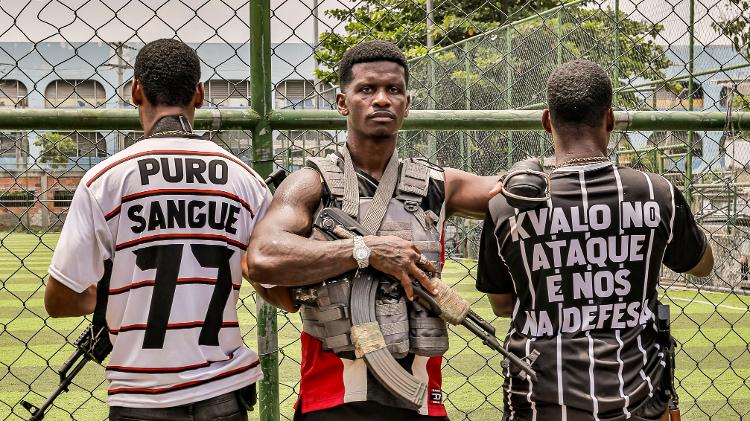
1,232,748,420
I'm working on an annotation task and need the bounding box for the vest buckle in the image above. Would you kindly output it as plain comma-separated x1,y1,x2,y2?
403,200,420,212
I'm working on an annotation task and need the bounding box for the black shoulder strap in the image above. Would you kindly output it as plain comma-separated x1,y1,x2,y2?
92,259,113,328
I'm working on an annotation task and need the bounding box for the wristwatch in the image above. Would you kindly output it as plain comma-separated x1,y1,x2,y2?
352,235,371,269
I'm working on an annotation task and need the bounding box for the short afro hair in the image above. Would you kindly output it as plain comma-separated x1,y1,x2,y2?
133,39,201,107
546,59,612,128
338,40,409,89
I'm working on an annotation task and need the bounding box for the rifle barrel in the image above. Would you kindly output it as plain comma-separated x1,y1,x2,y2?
26,356,91,421
461,319,537,382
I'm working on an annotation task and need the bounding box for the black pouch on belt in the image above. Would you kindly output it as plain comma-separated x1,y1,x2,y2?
235,382,257,411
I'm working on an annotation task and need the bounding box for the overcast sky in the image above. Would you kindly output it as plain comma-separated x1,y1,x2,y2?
0,0,738,46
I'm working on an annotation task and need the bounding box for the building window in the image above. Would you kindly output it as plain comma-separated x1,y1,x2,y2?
0,190,35,207
720,86,731,108
0,80,28,108
73,132,107,158
121,80,133,106
0,132,26,159
275,130,336,169
651,82,704,110
211,131,252,161
121,131,144,150
39,132,107,162
53,190,74,208
275,79,335,110
649,131,703,158
204,79,250,107
44,79,106,108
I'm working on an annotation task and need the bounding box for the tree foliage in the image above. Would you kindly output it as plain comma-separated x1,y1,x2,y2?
34,133,75,168
712,0,750,57
316,0,671,102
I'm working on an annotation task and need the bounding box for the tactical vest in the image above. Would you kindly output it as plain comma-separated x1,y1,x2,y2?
296,153,449,359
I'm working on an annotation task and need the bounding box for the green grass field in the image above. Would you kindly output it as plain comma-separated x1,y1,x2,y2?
1,232,749,420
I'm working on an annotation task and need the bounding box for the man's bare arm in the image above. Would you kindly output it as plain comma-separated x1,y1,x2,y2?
246,169,438,298
44,277,97,318
487,293,514,317
686,243,714,277
444,168,500,218
251,283,299,313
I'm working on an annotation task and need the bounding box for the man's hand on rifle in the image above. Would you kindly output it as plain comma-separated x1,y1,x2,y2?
364,235,438,300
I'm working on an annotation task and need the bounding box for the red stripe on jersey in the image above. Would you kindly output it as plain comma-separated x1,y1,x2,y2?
86,149,262,187
107,352,236,373
120,188,254,216
105,205,121,221
109,279,156,295
108,359,260,395
297,332,345,413
108,277,218,295
426,356,447,417
109,320,239,334
115,233,247,251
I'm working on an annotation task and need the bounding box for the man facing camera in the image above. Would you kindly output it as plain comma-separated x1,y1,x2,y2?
477,59,713,421
247,41,506,420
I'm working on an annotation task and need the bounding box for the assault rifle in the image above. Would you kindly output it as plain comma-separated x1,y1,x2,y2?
20,169,287,421
20,324,112,421
313,207,538,383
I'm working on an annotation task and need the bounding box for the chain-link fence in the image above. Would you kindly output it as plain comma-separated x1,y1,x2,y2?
0,0,749,420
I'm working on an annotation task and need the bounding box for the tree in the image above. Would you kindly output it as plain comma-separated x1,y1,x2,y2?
316,0,671,99
34,133,75,169
712,0,750,57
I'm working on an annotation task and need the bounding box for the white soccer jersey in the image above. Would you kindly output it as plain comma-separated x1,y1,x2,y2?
48,135,271,408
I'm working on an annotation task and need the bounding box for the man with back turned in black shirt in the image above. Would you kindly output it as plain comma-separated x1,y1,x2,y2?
477,60,714,421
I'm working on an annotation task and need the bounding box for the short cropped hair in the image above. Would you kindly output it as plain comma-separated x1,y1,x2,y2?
338,40,409,89
546,59,612,127
133,39,201,106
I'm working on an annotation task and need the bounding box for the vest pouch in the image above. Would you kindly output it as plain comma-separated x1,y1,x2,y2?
408,300,449,357
299,277,355,355
375,279,410,359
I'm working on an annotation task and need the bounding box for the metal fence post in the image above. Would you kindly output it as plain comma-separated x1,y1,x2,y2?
464,43,472,172
250,1,279,420
426,0,437,160
613,0,621,166
685,0,695,203
506,27,513,169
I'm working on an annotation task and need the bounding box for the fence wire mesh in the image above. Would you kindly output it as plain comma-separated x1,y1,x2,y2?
0,0,749,420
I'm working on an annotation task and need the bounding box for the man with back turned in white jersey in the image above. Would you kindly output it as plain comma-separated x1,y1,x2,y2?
44,39,271,420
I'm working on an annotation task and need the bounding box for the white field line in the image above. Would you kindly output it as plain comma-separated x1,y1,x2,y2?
666,297,748,312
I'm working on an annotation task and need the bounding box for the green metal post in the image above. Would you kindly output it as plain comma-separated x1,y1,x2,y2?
251,1,279,421
685,0,695,203
551,7,564,162
613,0,620,166
506,27,514,169
557,6,563,67
464,44,472,172
426,0,437,160
427,60,436,158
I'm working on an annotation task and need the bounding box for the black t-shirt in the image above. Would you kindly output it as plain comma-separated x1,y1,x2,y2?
477,162,706,421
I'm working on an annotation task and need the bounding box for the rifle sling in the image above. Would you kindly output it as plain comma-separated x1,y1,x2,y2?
92,259,113,328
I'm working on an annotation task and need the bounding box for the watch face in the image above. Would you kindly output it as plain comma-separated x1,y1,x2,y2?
354,248,368,260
